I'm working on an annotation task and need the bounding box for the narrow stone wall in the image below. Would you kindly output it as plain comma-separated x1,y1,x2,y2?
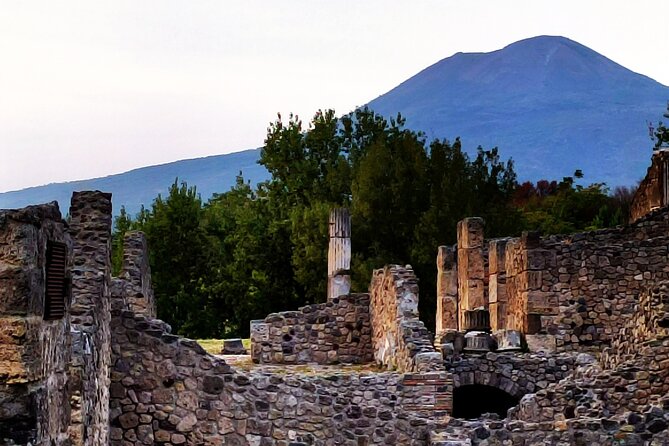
0,203,71,445
369,265,443,373
110,308,451,445
250,294,373,365
111,230,155,317
68,191,113,446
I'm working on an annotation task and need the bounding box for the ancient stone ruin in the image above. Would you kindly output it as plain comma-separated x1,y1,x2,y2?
1,153,669,445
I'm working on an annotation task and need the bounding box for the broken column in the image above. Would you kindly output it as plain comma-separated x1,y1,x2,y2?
489,238,509,331
68,191,113,446
327,208,351,300
457,217,487,329
436,245,458,333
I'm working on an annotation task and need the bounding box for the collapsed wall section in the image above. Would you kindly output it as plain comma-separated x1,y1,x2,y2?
250,293,373,365
369,265,443,373
0,203,71,445
68,191,113,446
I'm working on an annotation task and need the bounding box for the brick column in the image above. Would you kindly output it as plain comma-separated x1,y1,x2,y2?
436,245,458,333
457,217,486,328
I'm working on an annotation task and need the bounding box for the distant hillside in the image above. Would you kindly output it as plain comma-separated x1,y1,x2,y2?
368,35,669,187
3,36,668,214
0,149,269,216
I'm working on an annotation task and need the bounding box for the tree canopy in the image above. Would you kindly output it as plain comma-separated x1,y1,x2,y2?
113,107,633,338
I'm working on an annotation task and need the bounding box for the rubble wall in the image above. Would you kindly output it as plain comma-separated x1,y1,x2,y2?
630,150,669,223
504,208,669,351
0,203,71,445
68,191,113,446
513,281,669,422
110,308,452,445
369,265,443,373
250,294,373,365
112,231,155,317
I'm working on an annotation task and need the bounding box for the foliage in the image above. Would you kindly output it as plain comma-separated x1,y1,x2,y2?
112,108,634,338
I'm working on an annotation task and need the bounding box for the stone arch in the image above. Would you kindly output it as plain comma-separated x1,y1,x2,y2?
451,370,529,400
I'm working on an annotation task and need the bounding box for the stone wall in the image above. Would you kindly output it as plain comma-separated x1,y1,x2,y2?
369,265,443,373
250,294,373,365
513,281,669,423
630,150,669,223
110,308,452,445
445,352,577,399
501,208,669,351
0,203,72,445
68,191,113,446
111,231,155,317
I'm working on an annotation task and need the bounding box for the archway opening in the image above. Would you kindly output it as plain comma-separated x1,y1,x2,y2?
452,384,520,419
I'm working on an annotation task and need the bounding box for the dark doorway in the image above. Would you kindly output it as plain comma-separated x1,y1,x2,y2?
452,384,520,419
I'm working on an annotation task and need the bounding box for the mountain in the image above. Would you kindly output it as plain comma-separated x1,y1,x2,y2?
0,149,269,216
2,36,667,214
368,35,669,187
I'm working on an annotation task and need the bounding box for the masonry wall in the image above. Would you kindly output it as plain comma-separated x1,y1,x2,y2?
513,280,669,423
630,150,669,222
503,208,669,351
0,203,72,445
250,294,373,365
369,265,443,373
68,191,113,446
110,308,452,446
112,231,155,317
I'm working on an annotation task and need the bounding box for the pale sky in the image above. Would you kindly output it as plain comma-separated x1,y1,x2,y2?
1,1,668,192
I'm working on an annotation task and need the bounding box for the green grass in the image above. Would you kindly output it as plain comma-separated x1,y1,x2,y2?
196,338,251,355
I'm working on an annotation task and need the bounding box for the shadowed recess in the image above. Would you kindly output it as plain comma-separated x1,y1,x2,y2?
452,384,520,419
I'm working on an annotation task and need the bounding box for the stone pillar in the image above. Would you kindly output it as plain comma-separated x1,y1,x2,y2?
436,245,458,333
68,191,113,446
327,208,351,300
457,217,486,328
117,231,155,317
489,238,509,331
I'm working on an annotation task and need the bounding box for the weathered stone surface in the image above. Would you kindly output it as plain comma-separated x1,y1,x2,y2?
0,202,72,445
370,265,443,373
250,294,372,365
68,190,113,446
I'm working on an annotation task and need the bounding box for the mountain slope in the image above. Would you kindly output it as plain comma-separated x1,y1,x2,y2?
2,36,667,215
0,149,269,216
368,35,669,186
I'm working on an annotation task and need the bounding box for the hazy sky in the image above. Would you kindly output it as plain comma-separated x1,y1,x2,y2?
1,1,668,192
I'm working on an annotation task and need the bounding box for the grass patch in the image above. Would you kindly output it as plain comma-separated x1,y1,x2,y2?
196,338,251,355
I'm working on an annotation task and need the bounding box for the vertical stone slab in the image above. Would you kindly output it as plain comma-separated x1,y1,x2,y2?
69,191,113,446
327,208,351,300
489,238,509,331
457,217,486,328
436,245,458,333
